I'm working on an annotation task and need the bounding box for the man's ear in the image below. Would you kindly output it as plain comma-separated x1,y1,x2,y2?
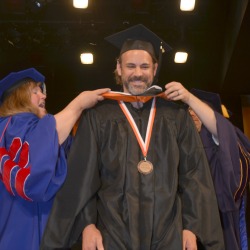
153,63,158,76
116,60,122,76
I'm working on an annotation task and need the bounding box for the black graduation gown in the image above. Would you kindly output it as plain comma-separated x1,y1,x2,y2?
41,98,224,250
199,111,250,250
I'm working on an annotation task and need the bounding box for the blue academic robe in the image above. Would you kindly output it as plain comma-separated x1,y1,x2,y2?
0,113,69,250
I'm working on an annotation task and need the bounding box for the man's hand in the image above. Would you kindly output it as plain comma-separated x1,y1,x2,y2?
82,224,104,250
183,229,197,250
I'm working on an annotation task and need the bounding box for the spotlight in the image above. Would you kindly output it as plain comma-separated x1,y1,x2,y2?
73,0,88,9
180,0,195,11
80,53,93,64
174,52,188,63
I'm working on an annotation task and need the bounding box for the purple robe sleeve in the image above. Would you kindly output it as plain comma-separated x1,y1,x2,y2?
200,111,250,212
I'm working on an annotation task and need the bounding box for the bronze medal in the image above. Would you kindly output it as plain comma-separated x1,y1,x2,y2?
137,160,153,175
119,98,156,175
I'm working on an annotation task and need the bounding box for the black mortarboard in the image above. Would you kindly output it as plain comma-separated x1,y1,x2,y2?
191,88,230,118
105,24,172,61
0,68,45,102
105,24,172,84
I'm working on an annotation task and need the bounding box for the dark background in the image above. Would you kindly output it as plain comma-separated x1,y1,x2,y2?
0,0,250,130
1,0,250,242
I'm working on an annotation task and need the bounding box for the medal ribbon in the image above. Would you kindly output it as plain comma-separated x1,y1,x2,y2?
102,91,165,103
118,97,156,158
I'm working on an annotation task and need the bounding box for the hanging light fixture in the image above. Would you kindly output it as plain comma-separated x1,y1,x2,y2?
174,52,188,63
180,0,195,11
80,53,93,64
174,26,189,63
73,0,88,9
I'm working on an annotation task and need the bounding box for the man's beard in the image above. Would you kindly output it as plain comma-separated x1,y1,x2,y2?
123,76,152,95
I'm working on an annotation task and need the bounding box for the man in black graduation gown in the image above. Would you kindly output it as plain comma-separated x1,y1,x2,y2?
164,81,250,250
41,24,224,250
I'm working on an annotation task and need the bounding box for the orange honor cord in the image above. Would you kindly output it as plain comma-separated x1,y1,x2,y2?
102,91,166,103
118,98,156,159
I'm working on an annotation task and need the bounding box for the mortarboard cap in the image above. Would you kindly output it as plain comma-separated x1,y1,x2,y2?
191,88,230,118
105,24,172,61
0,68,45,102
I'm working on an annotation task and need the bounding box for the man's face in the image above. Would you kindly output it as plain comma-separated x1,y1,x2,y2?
116,50,158,95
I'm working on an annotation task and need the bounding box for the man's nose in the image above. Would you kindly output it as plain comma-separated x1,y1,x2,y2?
134,67,142,76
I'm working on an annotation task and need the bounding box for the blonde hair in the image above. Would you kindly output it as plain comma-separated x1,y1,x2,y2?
0,80,42,117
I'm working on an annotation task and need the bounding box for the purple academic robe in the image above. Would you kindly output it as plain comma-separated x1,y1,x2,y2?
200,111,250,250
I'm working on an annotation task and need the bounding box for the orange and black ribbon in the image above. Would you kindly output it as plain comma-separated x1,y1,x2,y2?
102,91,165,103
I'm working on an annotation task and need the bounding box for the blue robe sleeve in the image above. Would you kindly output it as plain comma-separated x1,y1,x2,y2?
0,114,68,202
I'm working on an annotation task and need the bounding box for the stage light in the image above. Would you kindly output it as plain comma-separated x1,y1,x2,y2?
174,52,188,63
180,0,195,11
80,53,93,64
73,0,88,9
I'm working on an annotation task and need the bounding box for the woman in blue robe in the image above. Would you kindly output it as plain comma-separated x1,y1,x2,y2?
0,68,109,250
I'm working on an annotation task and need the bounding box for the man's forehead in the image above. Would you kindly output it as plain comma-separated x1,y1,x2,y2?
119,49,155,63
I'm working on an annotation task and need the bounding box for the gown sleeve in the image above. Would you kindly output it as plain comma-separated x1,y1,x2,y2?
40,110,101,249
0,114,68,202
177,111,224,248
200,112,250,212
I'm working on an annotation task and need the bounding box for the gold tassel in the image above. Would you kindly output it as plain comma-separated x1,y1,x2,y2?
221,104,230,118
